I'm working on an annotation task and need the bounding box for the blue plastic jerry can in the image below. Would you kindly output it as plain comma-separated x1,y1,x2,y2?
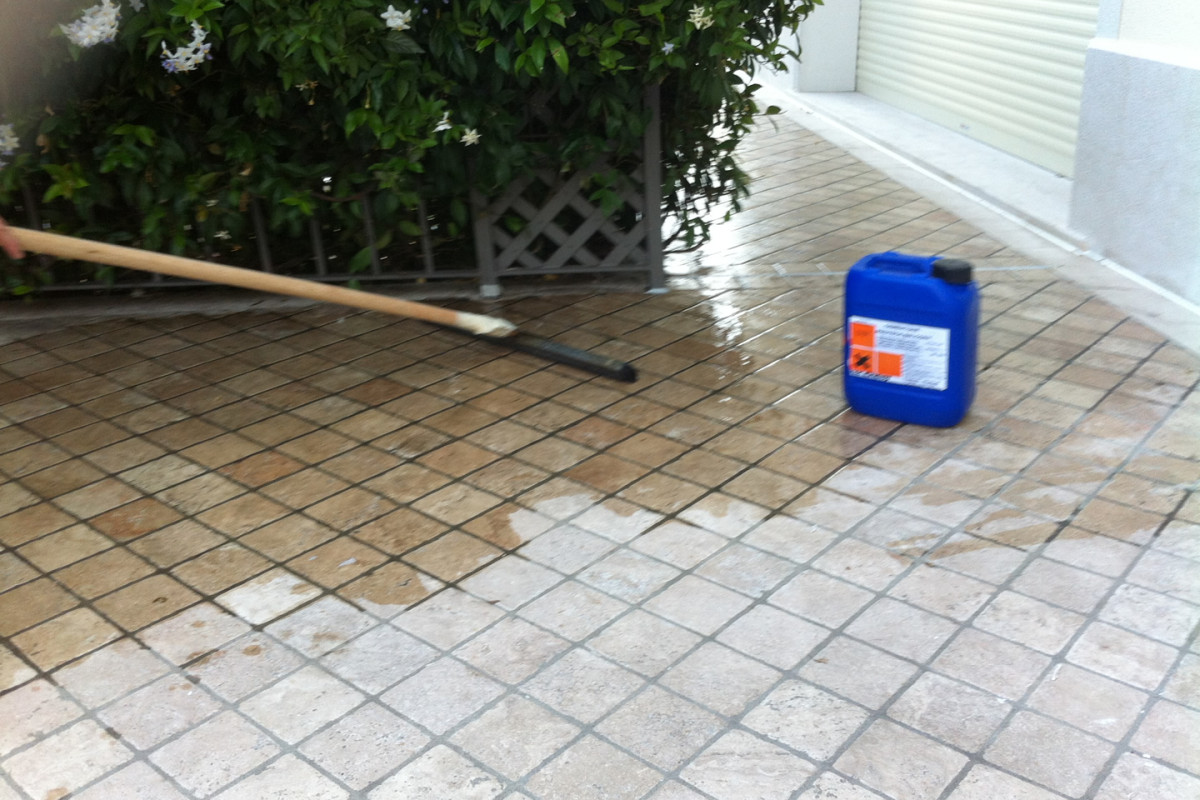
843,252,980,427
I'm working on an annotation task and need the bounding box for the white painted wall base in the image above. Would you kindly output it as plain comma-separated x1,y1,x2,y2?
1069,39,1200,305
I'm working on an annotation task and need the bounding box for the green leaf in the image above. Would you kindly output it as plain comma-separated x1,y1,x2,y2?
384,32,425,55
549,38,569,74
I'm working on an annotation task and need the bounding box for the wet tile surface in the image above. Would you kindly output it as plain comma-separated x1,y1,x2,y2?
2,114,1199,799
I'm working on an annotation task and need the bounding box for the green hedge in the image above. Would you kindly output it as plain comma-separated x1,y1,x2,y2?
0,0,820,292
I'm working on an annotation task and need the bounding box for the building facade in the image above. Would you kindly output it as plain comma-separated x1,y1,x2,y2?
771,0,1200,306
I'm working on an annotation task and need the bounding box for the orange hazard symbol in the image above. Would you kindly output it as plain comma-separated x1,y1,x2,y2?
848,322,902,377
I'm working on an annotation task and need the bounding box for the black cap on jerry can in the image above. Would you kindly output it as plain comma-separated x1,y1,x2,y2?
933,258,973,285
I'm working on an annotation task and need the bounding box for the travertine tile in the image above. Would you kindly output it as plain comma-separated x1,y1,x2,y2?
0,679,84,757
2,719,132,799
743,680,870,762
12,607,122,670
517,581,628,641
836,719,968,800
596,686,725,771
661,642,782,716
680,730,816,800
380,657,504,735
1067,621,1178,691
643,575,755,636
98,674,223,750
240,664,364,744
369,745,505,800
526,735,663,800
72,760,190,800
1093,752,1200,800
149,711,279,797
1129,699,1200,774
947,764,1066,800
214,567,321,625
300,703,428,789
934,628,1051,700
800,636,918,709
452,695,580,780
1028,663,1148,742
986,711,1115,796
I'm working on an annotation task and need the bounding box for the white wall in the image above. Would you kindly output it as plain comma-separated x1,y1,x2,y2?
1070,0,1200,304
761,1,861,93
1119,0,1200,48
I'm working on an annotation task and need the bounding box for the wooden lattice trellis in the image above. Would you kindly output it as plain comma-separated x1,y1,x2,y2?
469,86,666,297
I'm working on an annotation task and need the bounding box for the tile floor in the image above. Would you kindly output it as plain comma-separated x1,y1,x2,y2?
1,113,1199,800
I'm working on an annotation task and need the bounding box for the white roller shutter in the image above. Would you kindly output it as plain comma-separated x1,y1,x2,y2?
856,0,1099,176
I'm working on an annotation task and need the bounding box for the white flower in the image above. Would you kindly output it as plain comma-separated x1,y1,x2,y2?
460,129,480,146
161,22,212,73
662,42,676,54
381,5,413,31
128,0,144,10
60,0,121,48
688,5,715,29
433,111,452,132
0,124,18,156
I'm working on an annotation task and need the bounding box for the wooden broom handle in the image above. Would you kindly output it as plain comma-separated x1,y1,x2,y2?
9,227,517,338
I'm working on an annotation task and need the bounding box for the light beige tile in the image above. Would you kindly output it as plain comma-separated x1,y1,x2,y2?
212,754,348,800
380,657,504,735
1099,583,1200,647
186,632,305,702
947,764,1066,800
455,618,569,684
587,609,702,677
369,745,505,800
1067,622,1179,691
974,591,1086,654
630,521,727,569
1130,699,1200,775
2,719,132,799
596,686,725,771
1093,752,1200,800
836,719,968,800
149,711,280,797
661,642,781,716
681,729,816,800
0,679,83,757
240,664,364,744
452,695,581,780
72,760,190,800
264,596,376,658
800,637,918,709
845,598,959,663
716,604,829,670
393,587,505,649
98,674,223,750
214,568,321,625
1028,663,1148,742
517,525,616,575
300,703,429,790
889,672,1012,751
526,735,663,800
743,680,870,762
934,628,1051,700
986,711,1115,796
517,581,628,641
578,549,680,603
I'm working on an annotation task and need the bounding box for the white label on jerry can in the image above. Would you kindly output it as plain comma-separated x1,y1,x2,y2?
848,316,950,391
